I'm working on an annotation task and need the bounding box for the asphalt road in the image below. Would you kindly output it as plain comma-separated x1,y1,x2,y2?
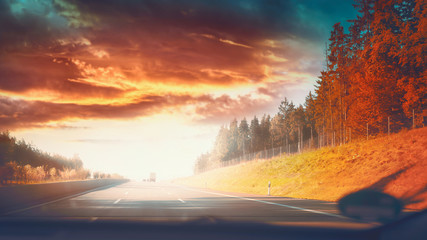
4,181,356,224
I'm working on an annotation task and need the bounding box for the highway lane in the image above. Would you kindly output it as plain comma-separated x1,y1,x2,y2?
5,181,356,224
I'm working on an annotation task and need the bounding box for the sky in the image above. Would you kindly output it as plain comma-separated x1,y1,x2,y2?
0,0,358,180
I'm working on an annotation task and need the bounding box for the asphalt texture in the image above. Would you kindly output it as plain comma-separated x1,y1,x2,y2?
3,181,359,224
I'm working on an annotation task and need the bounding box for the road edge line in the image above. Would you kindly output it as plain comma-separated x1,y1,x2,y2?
180,186,346,219
3,183,123,216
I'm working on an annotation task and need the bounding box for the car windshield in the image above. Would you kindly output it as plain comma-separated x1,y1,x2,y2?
0,0,425,231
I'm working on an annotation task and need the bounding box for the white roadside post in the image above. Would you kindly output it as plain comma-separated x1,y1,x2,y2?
268,181,271,196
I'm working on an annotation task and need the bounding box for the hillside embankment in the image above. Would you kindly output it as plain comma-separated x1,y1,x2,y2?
177,127,427,209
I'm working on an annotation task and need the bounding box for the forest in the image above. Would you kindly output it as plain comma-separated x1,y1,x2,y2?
195,0,426,173
0,131,92,184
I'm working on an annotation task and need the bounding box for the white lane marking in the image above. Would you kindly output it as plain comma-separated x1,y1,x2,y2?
182,187,345,219
178,198,185,203
113,198,121,204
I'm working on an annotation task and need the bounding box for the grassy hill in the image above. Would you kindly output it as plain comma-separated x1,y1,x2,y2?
176,127,427,210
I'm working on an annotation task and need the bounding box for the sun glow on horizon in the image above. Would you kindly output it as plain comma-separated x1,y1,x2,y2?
11,114,219,180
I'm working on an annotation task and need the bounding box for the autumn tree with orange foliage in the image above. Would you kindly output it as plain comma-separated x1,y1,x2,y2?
194,0,425,173
316,0,425,140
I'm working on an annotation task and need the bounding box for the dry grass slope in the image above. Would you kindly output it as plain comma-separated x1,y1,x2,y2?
177,127,427,209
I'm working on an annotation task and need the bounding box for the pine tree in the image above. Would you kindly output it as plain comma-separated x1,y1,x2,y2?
238,118,250,156
259,115,271,149
397,0,426,127
249,116,260,152
278,98,295,146
227,119,239,160
270,114,284,148
212,125,229,163
304,92,317,145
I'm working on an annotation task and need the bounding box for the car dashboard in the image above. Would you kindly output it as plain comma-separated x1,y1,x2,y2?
1,210,426,240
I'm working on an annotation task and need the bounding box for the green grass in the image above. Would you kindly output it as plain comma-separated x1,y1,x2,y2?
176,127,427,209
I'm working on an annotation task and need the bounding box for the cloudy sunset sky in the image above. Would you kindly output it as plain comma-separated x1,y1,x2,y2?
0,0,357,179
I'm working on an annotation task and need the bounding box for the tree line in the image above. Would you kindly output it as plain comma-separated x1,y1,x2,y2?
195,0,425,173
1,131,95,184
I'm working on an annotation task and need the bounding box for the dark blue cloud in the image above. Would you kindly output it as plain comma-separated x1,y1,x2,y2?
53,0,357,44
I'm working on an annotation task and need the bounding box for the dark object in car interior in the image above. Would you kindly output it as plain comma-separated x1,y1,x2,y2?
338,189,403,223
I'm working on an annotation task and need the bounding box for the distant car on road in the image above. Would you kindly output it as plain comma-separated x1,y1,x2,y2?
149,172,156,182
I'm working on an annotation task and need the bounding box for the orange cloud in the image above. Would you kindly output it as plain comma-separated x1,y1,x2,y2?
0,90,281,130
1,0,352,129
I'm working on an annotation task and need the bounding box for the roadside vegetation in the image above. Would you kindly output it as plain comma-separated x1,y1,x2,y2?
179,127,427,210
194,0,426,174
0,131,121,185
